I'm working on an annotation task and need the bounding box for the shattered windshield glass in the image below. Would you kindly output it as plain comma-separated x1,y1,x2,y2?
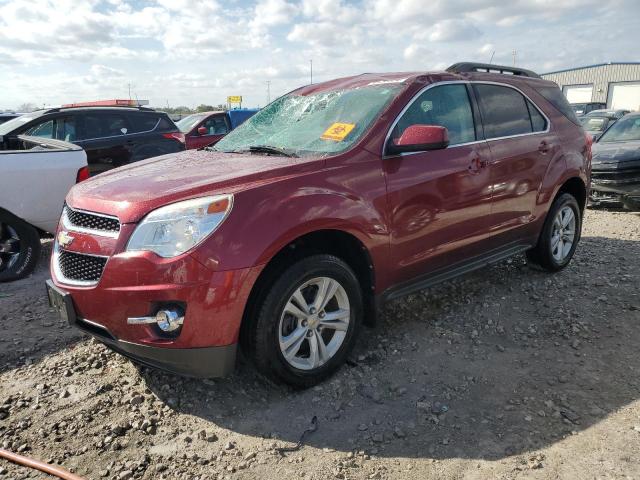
213,84,404,157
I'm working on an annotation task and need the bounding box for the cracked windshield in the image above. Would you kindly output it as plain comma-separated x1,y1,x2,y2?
214,84,404,157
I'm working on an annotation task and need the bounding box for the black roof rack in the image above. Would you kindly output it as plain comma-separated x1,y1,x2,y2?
446,62,541,79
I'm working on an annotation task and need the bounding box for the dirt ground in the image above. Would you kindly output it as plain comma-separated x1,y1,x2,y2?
1,208,639,480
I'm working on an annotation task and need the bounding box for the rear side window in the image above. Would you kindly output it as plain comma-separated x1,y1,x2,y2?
535,85,581,125
82,113,129,139
128,113,161,133
474,84,532,138
392,84,476,145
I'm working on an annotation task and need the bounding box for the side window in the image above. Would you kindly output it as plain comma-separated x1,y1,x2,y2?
128,114,160,133
81,113,129,140
202,116,229,135
56,116,77,142
527,100,547,132
392,84,476,145
24,119,54,138
474,84,534,138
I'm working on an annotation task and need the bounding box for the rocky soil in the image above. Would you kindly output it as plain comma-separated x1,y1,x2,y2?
1,209,639,480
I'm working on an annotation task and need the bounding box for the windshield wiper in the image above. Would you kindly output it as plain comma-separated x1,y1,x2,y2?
247,145,298,157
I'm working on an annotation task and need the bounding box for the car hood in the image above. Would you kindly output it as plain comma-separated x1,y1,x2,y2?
592,140,640,169
67,149,320,223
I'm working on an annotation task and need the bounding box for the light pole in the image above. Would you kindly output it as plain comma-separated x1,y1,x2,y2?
310,59,313,85
266,80,271,104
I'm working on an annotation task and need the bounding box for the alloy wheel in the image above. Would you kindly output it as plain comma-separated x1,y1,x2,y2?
278,276,351,371
550,206,576,262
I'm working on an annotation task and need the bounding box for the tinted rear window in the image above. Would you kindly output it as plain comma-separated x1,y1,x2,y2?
474,84,532,138
535,85,581,125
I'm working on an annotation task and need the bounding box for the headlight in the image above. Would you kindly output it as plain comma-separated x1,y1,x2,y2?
126,195,233,258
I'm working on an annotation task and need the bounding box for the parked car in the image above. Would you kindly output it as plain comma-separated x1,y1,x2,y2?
0,112,23,124
1,136,88,281
590,113,640,210
586,109,631,119
46,62,590,387
571,102,607,116
0,105,184,175
175,109,259,149
580,115,614,141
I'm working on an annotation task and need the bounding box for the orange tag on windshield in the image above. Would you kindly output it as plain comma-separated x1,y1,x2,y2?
321,122,356,142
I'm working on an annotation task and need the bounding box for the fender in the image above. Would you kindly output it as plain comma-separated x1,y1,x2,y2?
190,171,392,291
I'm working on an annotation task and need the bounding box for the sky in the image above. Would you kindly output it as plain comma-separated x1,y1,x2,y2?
0,0,638,110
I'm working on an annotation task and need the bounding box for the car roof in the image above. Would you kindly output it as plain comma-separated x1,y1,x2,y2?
294,69,554,96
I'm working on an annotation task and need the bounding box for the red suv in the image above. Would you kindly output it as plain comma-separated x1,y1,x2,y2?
47,63,591,387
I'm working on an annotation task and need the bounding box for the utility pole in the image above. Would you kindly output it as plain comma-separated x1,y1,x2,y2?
128,83,131,100
489,51,495,65
310,59,313,85
266,80,271,104
512,50,517,67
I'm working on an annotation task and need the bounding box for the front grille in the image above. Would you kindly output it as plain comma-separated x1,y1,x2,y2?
64,206,120,234
58,249,107,283
591,168,640,185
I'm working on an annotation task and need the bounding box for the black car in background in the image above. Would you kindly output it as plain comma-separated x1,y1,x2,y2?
0,106,185,175
581,109,632,141
571,102,607,116
591,113,640,210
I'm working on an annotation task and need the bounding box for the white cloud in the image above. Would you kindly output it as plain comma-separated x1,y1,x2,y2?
0,0,639,110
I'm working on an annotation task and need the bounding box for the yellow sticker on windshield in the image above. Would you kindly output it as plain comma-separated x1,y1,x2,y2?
321,122,356,142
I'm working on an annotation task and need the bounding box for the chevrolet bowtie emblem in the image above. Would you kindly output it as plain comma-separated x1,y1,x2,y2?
57,231,75,248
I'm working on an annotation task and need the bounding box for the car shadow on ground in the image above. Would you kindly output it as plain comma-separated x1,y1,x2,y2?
137,233,640,461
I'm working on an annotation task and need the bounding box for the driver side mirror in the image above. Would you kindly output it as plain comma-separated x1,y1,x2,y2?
386,125,449,155
197,126,208,135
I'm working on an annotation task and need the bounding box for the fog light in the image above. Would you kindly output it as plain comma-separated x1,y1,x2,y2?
156,309,184,332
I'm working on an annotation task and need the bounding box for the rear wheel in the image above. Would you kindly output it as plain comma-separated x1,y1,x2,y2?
247,255,363,388
526,193,581,272
0,212,41,282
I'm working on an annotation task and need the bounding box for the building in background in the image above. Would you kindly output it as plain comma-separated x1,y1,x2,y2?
542,62,640,111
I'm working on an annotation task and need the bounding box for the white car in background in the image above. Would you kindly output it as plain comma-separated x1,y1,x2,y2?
1,135,88,281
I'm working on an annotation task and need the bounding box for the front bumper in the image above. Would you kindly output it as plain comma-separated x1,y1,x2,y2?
46,275,243,378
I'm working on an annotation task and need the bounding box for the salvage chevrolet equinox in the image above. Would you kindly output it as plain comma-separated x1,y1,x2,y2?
47,63,591,387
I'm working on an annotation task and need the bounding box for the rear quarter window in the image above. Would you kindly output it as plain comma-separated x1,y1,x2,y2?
534,85,581,125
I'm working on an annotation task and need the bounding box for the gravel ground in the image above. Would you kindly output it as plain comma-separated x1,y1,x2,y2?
1,209,639,480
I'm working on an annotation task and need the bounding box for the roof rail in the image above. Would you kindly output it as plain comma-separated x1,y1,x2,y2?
446,62,541,79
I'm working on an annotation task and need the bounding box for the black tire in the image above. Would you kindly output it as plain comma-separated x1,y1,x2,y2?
526,193,581,272
246,254,363,388
0,211,41,282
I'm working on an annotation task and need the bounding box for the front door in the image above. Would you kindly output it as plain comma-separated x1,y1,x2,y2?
383,83,494,286
187,114,230,149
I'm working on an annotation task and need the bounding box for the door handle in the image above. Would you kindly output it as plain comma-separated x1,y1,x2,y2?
468,156,488,173
538,140,550,154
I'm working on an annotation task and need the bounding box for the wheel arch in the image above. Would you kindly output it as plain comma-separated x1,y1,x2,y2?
239,228,378,351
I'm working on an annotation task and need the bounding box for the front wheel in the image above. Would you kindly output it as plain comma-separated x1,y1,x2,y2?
526,193,581,272
0,212,41,282
247,255,363,388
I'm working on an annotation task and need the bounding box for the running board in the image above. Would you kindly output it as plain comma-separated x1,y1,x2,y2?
381,243,532,304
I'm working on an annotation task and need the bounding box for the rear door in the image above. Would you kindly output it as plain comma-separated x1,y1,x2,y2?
383,83,494,284
76,111,131,175
473,83,554,243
